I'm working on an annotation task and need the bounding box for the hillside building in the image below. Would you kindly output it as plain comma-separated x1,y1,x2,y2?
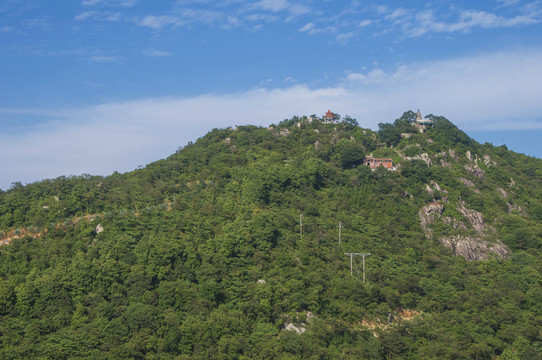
364,156,395,170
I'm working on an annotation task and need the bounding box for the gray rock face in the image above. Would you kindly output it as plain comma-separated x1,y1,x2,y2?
441,216,467,231
457,201,489,235
280,129,291,136
507,203,523,214
419,203,443,231
497,188,508,198
448,149,457,160
419,201,510,261
440,236,511,261
464,165,485,179
284,323,305,334
458,177,481,193
483,154,496,166
430,181,446,193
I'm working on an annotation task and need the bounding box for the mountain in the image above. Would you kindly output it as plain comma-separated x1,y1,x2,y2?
0,111,541,359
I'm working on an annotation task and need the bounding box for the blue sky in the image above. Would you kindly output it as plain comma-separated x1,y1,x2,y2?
1,0,542,189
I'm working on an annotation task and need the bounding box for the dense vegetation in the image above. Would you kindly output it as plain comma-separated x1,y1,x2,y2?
0,112,541,359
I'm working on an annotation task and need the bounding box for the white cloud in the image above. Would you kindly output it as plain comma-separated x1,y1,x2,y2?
138,9,225,29
75,11,121,21
289,4,310,15
298,22,314,32
1,48,542,189
407,8,539,37
386,8,408,20
298,22,333,35
82,0,101,5
222,15,240,28
343,48,542,130
246,13,279,22
82,0,136,7
253,0,290,12
336,32,355,44
75,11,94,20
459,10,538,28
497,0,519,5
359,19,372,27
141,49,172,57
139,15,180,28
88,55,121,62
252,0,310,15
375,5,388,15
175,8,224,25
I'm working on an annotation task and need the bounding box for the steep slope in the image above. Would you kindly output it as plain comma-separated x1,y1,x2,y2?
0,112,540,359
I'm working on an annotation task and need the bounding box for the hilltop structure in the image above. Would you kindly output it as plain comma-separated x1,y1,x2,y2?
412,109,433,133
322,110,339,124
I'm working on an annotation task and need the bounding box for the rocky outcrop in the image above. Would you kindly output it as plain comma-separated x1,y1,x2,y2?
430,181,446,193
440,236,511,261
419,203,443,231
282,311,315,335
403,152,432,166
424,181,448,196
507,203,523,215
458,177,480,193
284,323,305,334
419,201,510,261
497,188,508,198
280,129,291,136
483,154,496,166
419,153,432,166
457,200,492,235
464,165,485,179
441,216,468,231
448,149,457,160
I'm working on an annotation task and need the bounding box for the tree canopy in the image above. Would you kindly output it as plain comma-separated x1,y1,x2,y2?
0,112,540,359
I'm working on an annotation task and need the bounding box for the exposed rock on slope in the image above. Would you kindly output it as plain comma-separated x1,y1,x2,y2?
419,202,511,261
439,236,510,261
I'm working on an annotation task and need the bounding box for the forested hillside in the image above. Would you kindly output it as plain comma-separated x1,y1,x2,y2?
0,112,541,359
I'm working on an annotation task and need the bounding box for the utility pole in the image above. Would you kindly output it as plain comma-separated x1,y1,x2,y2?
344,252,371,282
338,221,342,245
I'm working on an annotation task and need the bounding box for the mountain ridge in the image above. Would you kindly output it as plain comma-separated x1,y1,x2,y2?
0,111,541,359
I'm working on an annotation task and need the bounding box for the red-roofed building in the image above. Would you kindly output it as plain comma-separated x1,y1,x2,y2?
364,156,394,170
322,110,338,123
